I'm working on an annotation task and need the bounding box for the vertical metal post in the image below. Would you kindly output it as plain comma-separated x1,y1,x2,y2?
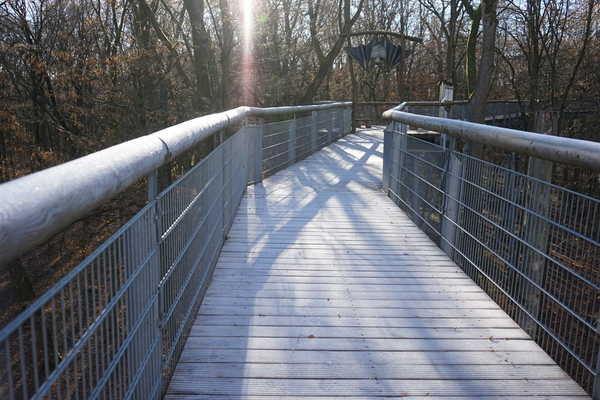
336,108,343,138
255,119,264,183
329,110,335,144
347,106,352,135
382,127,392,192
147,167,163,394
391,122,407,201
288,114,296,165
311,111,318,152
213,130,219,149
222,132,227,238
438,81,457,247
438,82,453,147
342,108,348,136
147,169,159,201
522,111,555,337
440,138,462,255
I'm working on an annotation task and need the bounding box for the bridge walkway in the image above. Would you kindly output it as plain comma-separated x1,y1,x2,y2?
165,128,588,398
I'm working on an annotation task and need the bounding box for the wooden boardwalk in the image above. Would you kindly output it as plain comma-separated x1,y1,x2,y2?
166,129,588,399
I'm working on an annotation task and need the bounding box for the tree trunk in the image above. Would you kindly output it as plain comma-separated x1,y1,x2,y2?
132,1,156,131
445,0,460,85
344,0,357,126
468,0,498,123
298,0,365,104
219,0,234,108
184,0,213,111
464,6,481,96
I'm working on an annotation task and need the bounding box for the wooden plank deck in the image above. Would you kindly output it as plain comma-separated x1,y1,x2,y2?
165,128,588,399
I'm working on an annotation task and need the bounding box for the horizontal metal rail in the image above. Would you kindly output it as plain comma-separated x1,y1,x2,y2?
355,100,525,127
383,104,600,170
0,102,351,267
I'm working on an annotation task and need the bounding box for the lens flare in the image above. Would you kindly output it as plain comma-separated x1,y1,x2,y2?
240,0,254,105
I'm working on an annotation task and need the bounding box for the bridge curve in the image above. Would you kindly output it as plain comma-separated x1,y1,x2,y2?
166,129,587,398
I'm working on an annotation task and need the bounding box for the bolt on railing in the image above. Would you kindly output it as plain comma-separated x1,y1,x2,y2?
383,104,600,397
0,102,352,399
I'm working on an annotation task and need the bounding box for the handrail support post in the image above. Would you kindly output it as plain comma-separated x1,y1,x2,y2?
147,169,159,201
522,111,555,336
254,119,264,183
440,136,461,256
311,111,318,152
288,114,297,165
329,110,335,144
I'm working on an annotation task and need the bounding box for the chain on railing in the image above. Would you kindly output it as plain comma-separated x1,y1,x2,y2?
382,113,600,396
0,103,352,399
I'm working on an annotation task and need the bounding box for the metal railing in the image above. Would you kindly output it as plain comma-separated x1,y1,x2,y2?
257,106,351,179
355,100,525,127
383,105,600,396
0,102,352,399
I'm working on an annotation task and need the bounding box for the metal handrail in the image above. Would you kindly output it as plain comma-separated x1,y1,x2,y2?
0,102,351,266
383,103,600,170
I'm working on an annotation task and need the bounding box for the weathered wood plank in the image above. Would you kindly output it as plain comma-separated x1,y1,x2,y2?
204,288,494,300
188,325,527,339
166,378,586,397
214,265,468,274
209,275,473,285
203,284,486,295
166,396,588,400
201,297,500,310
177,348,555,365
182,336,543,352
170,363,568,380
198,306,509,318
193,315,520,328
215,258,457,267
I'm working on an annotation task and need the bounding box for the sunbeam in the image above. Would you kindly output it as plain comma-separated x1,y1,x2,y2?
240,0,255,105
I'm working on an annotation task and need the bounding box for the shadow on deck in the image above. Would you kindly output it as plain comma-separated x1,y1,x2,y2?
165,128,588,399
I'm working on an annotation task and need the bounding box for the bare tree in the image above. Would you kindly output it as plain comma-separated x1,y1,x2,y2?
184,0,213,110
299,0,366,103
467,0,499,122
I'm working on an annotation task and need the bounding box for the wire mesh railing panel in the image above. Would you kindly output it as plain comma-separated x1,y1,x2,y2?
0,128,251,399
258,107,352,179
294,116,313,161
223,129,251,234
344,108,352,134
316,110,333,149
0,205,161,400
384,120,599,395
156,142,224,380
262,120,292,176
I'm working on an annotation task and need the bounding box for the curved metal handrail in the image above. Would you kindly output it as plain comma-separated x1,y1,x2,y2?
0,102,351,266
382,103,600,171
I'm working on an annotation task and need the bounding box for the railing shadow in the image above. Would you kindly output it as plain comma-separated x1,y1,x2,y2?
167,128,552,397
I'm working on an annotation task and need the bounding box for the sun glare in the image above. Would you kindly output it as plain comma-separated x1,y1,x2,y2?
241,0,254,51
240,0,255,104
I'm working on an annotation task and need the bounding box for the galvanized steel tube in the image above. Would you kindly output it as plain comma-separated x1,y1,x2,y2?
383,106,600,171
0,102,351,266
